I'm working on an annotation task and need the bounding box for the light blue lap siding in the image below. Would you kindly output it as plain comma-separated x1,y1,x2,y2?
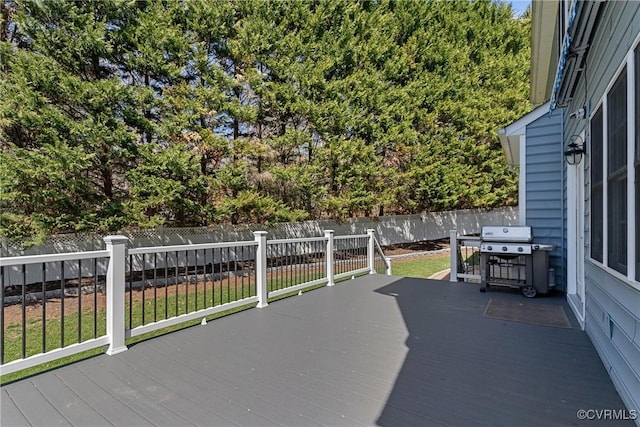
585,262,640,417
525,108,564,290
563,1,640,418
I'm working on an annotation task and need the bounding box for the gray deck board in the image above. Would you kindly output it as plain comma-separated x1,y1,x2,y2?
1,275,633,426
132,347,356,427
0,389,31,427
52,367,154,426
119,346,274,426
27,373,111,426
148,331,373,425
141,337,349,426
74,362,192,427
4,379,71,426
88,357,217,427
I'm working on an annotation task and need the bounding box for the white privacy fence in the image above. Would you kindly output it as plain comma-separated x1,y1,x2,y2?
0,230,391,376
1,207,518,258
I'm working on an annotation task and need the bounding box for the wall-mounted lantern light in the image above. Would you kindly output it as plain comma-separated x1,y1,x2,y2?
564,135,585,165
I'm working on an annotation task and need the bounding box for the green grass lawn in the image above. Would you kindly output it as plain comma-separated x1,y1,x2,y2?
390,253,451,278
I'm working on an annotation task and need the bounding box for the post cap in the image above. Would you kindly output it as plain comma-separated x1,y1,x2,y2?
103,235,129,245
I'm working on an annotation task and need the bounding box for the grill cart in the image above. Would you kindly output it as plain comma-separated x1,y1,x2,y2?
479,226,555,298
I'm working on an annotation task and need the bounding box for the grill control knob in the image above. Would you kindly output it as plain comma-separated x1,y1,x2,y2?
518,247,523,252
502,246,507,251
487,245,493,251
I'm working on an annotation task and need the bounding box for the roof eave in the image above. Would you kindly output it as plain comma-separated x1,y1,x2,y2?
498,101,552,168
530,0,560,106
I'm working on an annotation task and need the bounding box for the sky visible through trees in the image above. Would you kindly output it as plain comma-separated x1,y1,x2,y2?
0,0,531,245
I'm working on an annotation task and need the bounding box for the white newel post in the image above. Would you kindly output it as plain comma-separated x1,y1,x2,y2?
367,229,375,274
385,257,392,276
254,231,268,308
324,230,335,286
449,230,458,283
104,235,128,355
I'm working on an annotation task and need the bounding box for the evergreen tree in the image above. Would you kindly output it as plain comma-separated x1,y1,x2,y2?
0,0,530,243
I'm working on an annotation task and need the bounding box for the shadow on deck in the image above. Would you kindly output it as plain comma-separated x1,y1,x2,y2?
1,275,631,426
374,277,631,426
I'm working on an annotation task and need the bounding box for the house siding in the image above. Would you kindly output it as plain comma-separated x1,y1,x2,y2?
561,1,640,417
585,262,640,416
525,108,565,291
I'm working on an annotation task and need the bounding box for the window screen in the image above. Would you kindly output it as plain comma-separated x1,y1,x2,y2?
607,68,627,275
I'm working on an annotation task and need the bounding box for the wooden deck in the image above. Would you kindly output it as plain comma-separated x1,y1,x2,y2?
1,275,632,426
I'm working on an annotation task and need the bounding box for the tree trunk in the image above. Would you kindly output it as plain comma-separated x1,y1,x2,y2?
101,165,113,200
144,72,153,143
0,3,9,43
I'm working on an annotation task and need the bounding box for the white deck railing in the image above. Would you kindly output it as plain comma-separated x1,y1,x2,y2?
449,230,481,283
1,230,390,375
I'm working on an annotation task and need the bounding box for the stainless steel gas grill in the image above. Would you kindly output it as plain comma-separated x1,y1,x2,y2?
479,226,555,298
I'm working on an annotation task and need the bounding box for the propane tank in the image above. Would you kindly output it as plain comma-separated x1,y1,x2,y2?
548,268,556,287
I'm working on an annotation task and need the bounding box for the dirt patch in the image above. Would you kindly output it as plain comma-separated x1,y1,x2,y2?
381,238,449,256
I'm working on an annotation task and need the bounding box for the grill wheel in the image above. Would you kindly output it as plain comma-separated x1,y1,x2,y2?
521,285,537,298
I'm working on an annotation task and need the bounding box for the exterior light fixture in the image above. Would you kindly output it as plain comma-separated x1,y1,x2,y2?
564,135,585,165
569,107,586,120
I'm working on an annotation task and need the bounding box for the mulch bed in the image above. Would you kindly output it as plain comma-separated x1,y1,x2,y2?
381,238,450,256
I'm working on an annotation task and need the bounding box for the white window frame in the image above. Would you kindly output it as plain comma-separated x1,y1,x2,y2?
628,45,636,282
589,101,604,264
588,33,640,291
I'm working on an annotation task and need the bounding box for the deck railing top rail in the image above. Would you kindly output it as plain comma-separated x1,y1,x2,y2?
129,240,258,255
267,236,329,244
334,233,369,240
0,250,111,267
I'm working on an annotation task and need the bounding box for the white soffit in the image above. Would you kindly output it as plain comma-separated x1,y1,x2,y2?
498,101,551,168
531,0,559,105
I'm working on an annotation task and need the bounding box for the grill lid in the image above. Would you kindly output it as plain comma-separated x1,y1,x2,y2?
481,226,532,243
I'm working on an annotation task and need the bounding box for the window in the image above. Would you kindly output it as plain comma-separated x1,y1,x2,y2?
589,38,640,287
636,46,640,281
591,107,603,262
607,68,627,275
